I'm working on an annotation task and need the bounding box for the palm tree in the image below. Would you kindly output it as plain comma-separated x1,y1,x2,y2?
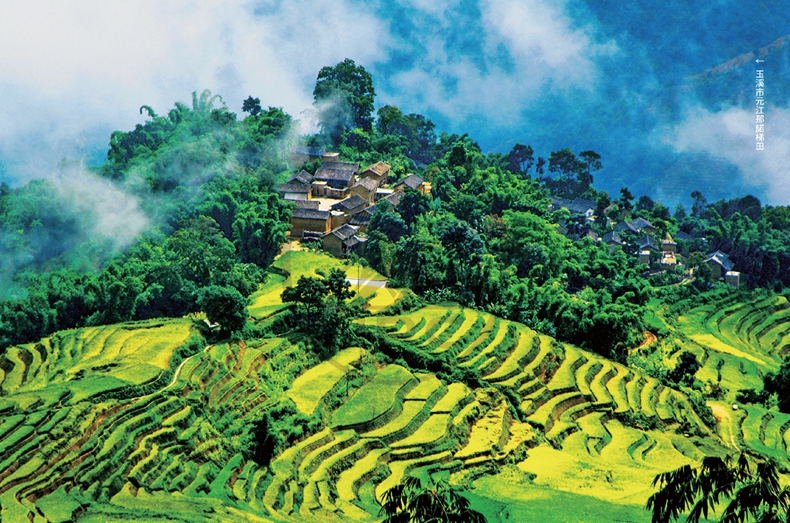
646,452,790,523
379,475,487,523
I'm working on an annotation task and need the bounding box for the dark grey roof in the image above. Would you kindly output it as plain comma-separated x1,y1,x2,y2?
352,176,379,192
292,146,325,157
349,212,371,226
385,191,403,207
675,230,693,240
295,200,320,209
638,236,660,251
331,194,367,212
395,174,425,190
329,224,360,241
287,170,314,185
602,231,623,245
277,182,311,193
614,221,639,234
361,161,390,176
314,161,359,182
550,197,573,210
707,250,735,271
567,198,596,215
631,217,655,230
292,208,330,221
344,235,367,248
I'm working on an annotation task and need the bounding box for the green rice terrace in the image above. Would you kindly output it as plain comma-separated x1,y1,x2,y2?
2,257,790,522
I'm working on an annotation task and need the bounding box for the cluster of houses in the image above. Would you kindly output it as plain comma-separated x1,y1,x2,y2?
279,149,431,258
550,197,740,288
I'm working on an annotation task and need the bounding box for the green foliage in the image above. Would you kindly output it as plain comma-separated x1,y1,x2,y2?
199,285,248,335
1,94,289,349
646,453,790,523
280,268,357,359
667,351,701,388
313,58,376,142
379,475,487,523
762,356,790,413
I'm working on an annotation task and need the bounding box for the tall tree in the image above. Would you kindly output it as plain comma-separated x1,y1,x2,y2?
380,476,487,523
313,58,376,141
199,285,248,335
506,143,535,177
578,150,602,190
646,453,790,523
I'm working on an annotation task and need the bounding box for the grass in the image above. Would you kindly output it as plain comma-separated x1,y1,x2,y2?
390,413,452,449
467,477,687,523
248,249,391,319
456,402,508,459
331,365,416,429
287,347,366,416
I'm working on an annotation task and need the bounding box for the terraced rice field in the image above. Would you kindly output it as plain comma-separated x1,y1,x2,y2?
4,296,787,522
248,250,398,319
0,321,314,523
677,294,788,392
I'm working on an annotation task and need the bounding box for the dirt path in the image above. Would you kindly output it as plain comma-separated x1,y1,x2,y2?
164,343,213,390
709,402,739,449
629,331,657,356
345,277,387,288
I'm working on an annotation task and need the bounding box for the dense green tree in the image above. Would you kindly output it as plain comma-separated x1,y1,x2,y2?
506,143,535,177
646,453,789,523
280,268,356,358
199,285,248,334
242,96,262,117
763,356,790,413
578,150,602,190
369,201,408,242
397,189,432,228
380,476,487,523
314,58,376,141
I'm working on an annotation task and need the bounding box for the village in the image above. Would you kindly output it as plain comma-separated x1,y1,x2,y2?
549,196,741,288
280,148,738,288
278,147,430,258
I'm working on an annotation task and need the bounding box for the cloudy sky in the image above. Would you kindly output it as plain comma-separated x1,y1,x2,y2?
1,0,789,205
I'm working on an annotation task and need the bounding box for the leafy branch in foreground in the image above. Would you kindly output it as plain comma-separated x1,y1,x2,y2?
646,452,790,523
379,475,487,523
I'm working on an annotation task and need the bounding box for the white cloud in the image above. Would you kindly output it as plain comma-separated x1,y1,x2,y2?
0,0,389,183
663,105,790,205
381,0,616,131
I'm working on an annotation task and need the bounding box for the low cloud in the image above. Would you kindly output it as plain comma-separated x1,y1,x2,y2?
0,0,389,185
53,164,149,250
662,105,790,205
379,0,616,129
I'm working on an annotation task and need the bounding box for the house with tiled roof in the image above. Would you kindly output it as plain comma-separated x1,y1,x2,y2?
349,206,375,231
638,236,661,252
567,198,596,218
359,161,391,186
602,231,623,247
706,250,735,279
277,170,314,201
614,221,639,235
349,176,379,204
631,217,656,235
290,207,331,238
393,174,431,195
549,197,573,213
290,146,339,166
322,224,367,258
384,191,404,208
331,194,368,217
314,162,359,187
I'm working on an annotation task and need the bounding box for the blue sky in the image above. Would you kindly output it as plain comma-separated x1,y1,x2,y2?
1,0,789,205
